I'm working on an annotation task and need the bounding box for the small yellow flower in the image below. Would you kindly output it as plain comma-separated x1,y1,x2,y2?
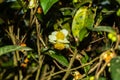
49,29,69,50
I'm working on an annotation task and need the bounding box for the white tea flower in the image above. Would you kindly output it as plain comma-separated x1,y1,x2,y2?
48,29,69,50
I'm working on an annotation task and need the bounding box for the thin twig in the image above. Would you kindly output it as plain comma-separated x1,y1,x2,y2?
53,60,64,70
6,24,21,80
95,62,108,80
47,66,55,80
40,64,50,80
50,56,99,77
90,37,105,44
95,58,103,77
23,66,39,80
62,48,78,80
35,17,44,80
114,35,120,50
88,63,100,74
79,61,100,79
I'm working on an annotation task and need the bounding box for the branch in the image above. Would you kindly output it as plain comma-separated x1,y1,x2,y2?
62,49,78,80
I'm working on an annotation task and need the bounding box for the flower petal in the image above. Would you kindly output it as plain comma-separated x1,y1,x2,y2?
51,31,57,35
57,38,69,43
61,29,68,36
48,29,69,44
49,35,56,43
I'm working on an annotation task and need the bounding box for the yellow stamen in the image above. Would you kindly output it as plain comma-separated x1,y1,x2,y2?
54,43,65,50
56,31,65,40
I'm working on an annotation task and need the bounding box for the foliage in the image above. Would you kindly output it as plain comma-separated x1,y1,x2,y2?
72,7,95,42
110,57,120,80
0,0,120,80
40,0,58,14
0,45,32,56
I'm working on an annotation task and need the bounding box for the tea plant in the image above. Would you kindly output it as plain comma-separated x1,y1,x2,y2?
0,0,120,80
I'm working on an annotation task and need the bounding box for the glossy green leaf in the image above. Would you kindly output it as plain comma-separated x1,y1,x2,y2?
72,7,95,41
92,26,116,33
110,56,120,80
48,50,69,67
40,0,58,14
0,45,32,56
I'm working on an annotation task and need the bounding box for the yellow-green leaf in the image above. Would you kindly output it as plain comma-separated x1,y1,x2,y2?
72,7,95,41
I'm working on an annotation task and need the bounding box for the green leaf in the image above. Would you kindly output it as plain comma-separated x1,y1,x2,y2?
16,0,24,7
117,8,120,16
16,0,28,12
72,7,95,41
0,45,32,56
73,0,92,8
36,13,43,22
79,28,88,41
81,52,90,73
116,0,120,4
110,56,120,80
92,26,116,33
48,50,69,67
10,1,21,9
40,0,58,14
